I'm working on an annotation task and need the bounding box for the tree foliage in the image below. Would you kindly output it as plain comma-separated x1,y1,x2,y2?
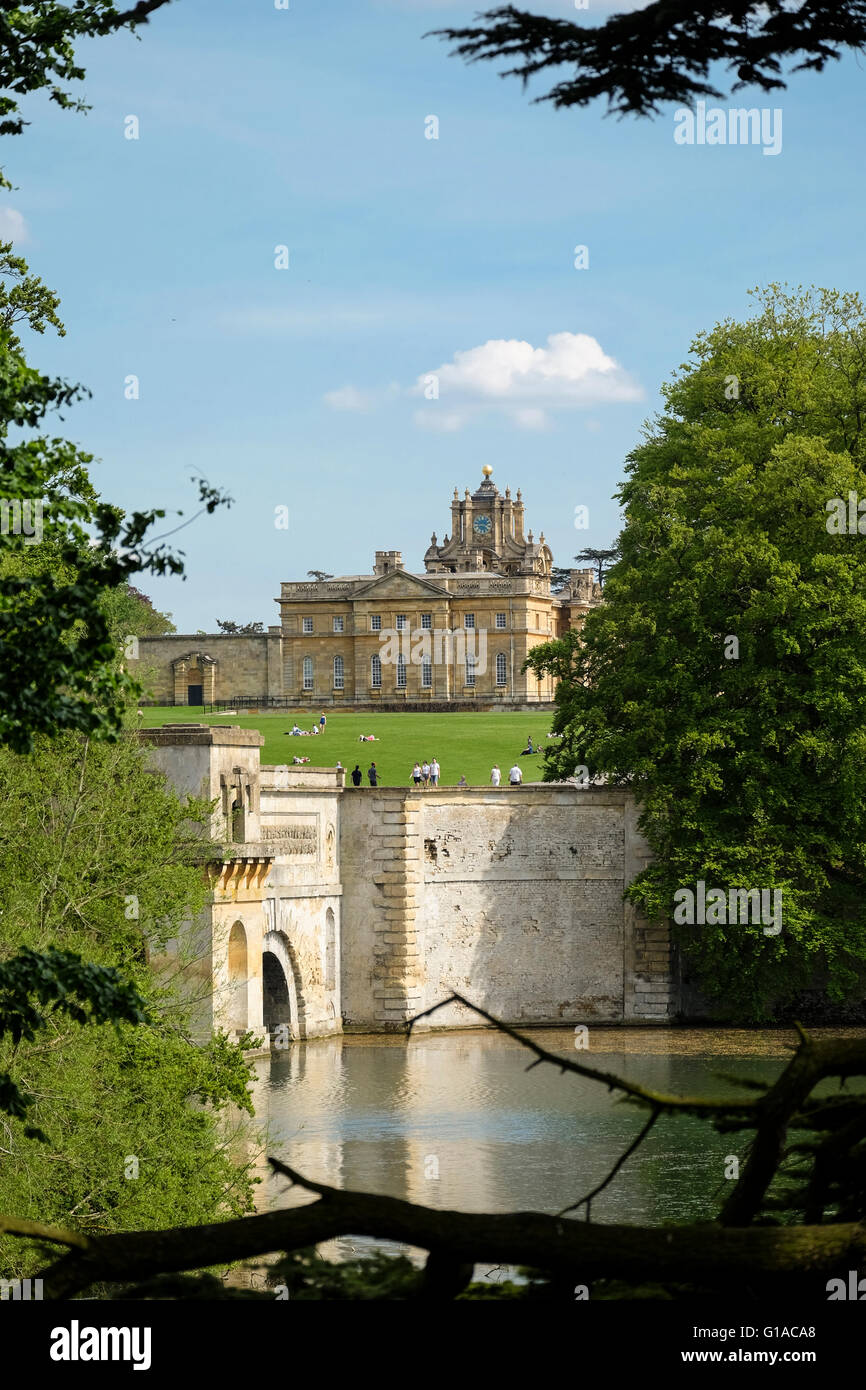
0,1,173,183
526,285,866,1019
0,245,229,754
431,2,866,118
215,620,263,634
0,727,256,1281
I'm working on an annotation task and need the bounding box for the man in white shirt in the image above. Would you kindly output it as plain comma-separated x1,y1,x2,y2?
509,764,523,785
490,764,501,787
430,758,440,786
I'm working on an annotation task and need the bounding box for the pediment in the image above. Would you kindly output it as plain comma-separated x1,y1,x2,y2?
352,571,450,600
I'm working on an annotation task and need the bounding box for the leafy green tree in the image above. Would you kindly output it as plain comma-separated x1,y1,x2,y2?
103,584,176,641
526,285,866,1019
0,244,229,754
0,1,174,183
0,726,256,1280
215,620,264,634
431,2,866,118
574,545,620,587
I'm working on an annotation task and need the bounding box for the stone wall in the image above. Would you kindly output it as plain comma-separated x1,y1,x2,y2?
128,631,284,705
141,726,673,1039
340,786,674,1031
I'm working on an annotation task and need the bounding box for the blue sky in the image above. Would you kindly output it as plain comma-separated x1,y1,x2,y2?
8,0,865,629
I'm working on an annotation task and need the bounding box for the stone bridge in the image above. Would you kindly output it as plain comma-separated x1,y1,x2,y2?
141,725,674,1044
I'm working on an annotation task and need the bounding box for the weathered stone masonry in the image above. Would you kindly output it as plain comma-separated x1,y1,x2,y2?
143,725,676,1041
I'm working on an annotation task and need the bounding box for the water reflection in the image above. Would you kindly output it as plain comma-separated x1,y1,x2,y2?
243,1026,866,1271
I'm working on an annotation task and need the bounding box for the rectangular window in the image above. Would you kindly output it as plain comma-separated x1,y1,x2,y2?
333,655,344,690
495,612,507,629
396,614,407,630
464,613,475,629
371,654,382,687
303,656,314,691
302,617,313,634
396,658,407,689
421,660,432,688
370,615,381,631
421,612,432,629
333,616,344,633
465,655,476,687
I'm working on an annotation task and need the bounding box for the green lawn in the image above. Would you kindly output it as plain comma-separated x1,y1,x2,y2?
136,708,554,786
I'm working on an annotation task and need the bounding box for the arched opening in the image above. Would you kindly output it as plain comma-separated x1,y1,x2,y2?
263,928,304,1040
263,952,292,1036
228,921,248,1033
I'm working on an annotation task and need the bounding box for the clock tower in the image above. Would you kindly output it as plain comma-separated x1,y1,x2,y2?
423,466,552,579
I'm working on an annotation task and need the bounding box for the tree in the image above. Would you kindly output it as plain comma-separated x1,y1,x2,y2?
430,2,866,118
0,725,256,1282
0,1,174,184
103,584,176,640
307,571,333,582
215,620,264,634
526,286,866,1020
574,545,620,587
0,245,230,754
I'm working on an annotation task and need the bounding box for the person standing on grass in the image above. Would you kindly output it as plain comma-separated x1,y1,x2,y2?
368,762,378,786
509,763,523,786
320,711,327,735
421,759,430,788
430,756,440,786
412,761,422,786
351,764,362,786
491,764,501,787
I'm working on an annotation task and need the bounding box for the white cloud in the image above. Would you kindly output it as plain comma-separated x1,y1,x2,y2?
323,385,376,412
0,207,28,244
411,331,643,428
325,330,642,431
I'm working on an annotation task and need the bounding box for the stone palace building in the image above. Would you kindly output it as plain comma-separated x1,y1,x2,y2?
129,468,602,709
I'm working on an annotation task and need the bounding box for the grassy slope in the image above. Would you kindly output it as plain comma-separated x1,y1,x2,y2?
136,708,554,786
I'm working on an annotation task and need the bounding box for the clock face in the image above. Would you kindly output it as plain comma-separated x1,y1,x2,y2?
473,515,491,536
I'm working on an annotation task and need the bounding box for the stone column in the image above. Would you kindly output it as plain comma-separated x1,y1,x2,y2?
368,792,424,1028
622,795,677,1019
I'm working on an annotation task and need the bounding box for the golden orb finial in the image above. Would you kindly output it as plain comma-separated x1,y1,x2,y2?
481,464,493,478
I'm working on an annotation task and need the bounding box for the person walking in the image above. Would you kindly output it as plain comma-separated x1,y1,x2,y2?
319,711,327,735
421,759,430,788
509,762,523,786
367,762,378,786
430,757,440,787
351,764,362,786
412,761,422,786
491,764,501,787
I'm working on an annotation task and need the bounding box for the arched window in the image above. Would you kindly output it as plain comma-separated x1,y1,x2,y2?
371,654,382,688
302,656,314,691
333,655,344,690
228,921,248,1033
496,652,507,686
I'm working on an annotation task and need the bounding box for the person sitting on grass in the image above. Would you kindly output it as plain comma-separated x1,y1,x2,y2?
456,774,468,788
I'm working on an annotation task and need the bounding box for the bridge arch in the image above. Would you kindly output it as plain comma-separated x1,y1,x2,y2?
263,928,306,1041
